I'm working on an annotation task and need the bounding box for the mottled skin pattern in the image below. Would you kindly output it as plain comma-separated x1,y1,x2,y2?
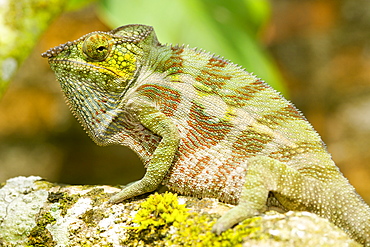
42,25,370,245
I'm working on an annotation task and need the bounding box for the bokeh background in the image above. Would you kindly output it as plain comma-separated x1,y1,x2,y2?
0,0,369,203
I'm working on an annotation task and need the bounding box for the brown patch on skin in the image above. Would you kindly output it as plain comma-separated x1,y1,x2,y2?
217,162,244,204
195,156,212,177
282,105,306,121
257,104,306,128
193,55,234,88
270,141,326,162
250,79,269,86
137,84,181,116
232,129,273,157
195,69,231,88
222,94,248,107
220,79,270,107
181,131,203,152
235,83,269,100
256,113,281,127
161,46,184,74
171,46,184,54
206,57,228,68
185,102,233,149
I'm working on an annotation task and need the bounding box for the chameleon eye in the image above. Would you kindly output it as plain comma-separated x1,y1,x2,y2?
82,33,112,61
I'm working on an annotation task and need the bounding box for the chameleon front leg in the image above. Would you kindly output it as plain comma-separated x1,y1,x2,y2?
109,98,180,204
212,156,306,234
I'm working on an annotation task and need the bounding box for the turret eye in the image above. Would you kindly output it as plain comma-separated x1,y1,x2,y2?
82,33,112,61
97,46,106,52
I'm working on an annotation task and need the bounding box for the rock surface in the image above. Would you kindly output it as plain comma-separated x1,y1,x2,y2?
0,176,360,246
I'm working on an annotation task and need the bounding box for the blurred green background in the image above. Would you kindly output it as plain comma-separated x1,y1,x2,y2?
0,0,369,203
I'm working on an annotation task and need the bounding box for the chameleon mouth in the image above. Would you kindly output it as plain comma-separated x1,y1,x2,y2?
50,58,138,94
49,59,120,77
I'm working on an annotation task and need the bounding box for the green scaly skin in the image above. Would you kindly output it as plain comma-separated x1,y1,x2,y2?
42,24,370,245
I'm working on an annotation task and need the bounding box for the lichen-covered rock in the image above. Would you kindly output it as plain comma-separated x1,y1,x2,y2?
0,176,360,246
0,176,49,245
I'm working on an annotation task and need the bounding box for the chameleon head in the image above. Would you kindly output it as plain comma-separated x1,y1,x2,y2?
41,24,157,94
41,24,159,144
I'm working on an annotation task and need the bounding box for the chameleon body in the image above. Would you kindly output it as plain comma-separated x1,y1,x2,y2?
42,24,370,245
